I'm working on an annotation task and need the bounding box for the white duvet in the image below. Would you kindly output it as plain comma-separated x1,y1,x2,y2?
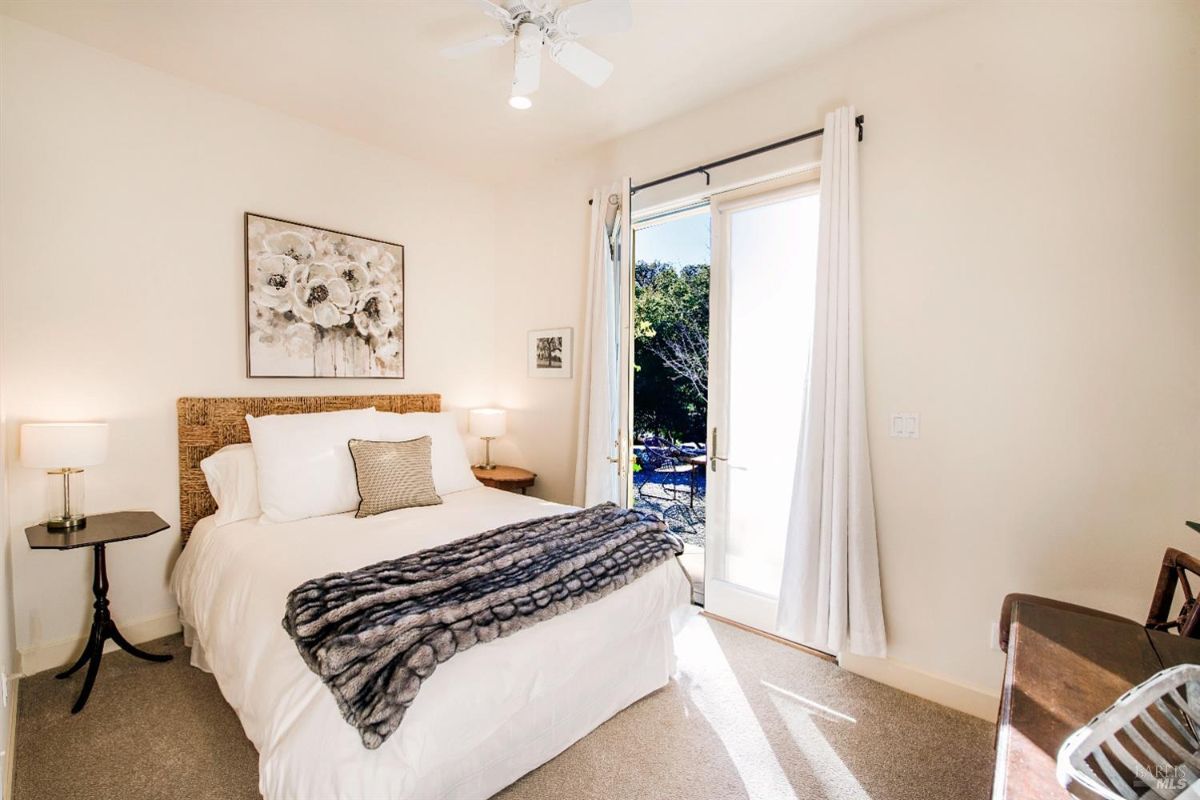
171,487,690,800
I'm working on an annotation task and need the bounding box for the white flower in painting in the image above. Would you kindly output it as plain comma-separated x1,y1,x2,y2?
353,287,401,339
371,269,403,307
250,254,298,312
354,243,397,275
263,231,315,263
334,260,370,295
250,297,314,358
291,263,353,328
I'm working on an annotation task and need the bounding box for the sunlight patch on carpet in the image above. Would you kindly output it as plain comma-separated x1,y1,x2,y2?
676,616,800,800
767,689,874,799
761,680,857,724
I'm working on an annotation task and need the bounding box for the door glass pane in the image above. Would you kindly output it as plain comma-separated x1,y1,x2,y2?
723,193,820,595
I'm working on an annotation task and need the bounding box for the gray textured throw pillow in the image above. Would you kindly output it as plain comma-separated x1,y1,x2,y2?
348,437,443,518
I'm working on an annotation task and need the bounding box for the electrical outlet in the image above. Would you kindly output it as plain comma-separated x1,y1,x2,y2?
990,622,1001,651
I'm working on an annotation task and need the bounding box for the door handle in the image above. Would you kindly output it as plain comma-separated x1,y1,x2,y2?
710,427,729,472
606,437,625,476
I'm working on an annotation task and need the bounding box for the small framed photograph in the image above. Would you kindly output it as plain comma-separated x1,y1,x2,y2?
528,328,572,379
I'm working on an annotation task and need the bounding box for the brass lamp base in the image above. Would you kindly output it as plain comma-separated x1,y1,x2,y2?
47,514,87,532
45,467,87,532
474,437,498,470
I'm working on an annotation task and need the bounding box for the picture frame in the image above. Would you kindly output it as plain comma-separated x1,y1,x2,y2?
528,327,572,379
245,212,405,378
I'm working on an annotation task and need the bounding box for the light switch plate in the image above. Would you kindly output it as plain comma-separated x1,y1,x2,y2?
890,413,920,438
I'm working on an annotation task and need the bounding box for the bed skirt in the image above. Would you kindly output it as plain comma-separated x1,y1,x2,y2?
181,610,687,799
180,620,213,674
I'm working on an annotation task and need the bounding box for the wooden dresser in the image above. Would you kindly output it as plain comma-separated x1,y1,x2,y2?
993,597,1200,799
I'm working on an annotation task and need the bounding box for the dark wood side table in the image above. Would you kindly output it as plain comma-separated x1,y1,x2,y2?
25,511,174,713
472,465,537,494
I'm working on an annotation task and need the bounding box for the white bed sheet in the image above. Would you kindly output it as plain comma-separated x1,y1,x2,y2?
171,487,690,800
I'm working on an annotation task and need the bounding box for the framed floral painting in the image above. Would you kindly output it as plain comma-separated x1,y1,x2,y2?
245,213,404,378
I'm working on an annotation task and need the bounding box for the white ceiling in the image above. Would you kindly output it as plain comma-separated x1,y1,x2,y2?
0,0,950,182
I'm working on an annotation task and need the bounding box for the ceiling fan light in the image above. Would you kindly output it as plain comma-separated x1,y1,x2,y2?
509,95,533,110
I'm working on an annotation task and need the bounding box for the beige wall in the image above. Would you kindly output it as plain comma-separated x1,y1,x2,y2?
489,161,609,505
0,18,503,669
0,25,19,767
497,0,1200,711
0,253,13,787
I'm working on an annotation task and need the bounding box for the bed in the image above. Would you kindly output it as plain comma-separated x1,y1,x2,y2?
172,395,691,800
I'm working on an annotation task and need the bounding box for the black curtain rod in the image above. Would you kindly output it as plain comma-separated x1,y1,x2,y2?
588,114,863,205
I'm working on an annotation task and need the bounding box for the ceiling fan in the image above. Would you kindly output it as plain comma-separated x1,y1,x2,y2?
441,0,633,109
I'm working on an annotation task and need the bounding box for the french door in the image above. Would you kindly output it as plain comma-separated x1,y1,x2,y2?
705,174,821,640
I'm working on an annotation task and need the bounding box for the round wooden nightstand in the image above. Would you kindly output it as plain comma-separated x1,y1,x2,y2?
472,465,537,494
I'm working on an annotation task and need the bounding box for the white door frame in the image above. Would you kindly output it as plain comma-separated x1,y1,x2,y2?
615,178,634,505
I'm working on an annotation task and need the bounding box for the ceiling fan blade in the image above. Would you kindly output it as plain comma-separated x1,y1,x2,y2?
555,0,632,38
440,33,513,60
475,0,515,24
549,41,613,88
511,22,544,96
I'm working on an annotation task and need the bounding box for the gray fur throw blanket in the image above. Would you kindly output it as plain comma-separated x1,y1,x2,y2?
282,503,683,749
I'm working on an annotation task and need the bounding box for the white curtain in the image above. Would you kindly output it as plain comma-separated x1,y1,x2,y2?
776,106,887,657
573,183,624,506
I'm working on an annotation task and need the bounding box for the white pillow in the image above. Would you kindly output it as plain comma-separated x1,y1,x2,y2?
247,407,378,523
200,443,261,527
373,411,482,495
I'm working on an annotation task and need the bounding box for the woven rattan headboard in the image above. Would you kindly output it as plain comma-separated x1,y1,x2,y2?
177,394,441,543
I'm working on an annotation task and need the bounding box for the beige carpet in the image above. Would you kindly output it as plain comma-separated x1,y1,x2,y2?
15,611,994,799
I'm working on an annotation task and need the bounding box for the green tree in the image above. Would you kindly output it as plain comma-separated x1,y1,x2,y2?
634,260,709,442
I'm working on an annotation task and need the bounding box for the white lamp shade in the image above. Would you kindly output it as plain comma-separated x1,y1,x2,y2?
20,423,109,468
469,409,507,439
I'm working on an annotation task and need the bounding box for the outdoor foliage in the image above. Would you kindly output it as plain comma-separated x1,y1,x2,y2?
634,259,710,442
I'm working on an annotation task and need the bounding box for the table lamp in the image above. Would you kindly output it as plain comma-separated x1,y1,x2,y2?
469,409,506,470
20,422,109,531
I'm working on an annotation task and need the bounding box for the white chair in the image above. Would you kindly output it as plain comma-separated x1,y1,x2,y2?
1058,664,1200,799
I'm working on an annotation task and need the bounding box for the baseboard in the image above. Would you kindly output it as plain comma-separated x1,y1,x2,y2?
18,612,181,677
5,676,16,800
839,651,1000,722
